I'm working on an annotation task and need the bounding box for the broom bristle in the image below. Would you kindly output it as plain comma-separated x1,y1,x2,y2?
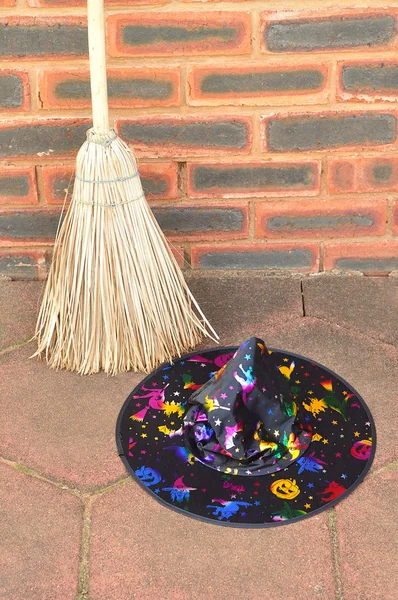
34,129,218,375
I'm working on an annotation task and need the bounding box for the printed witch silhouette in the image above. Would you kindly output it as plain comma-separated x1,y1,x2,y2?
130,383,169,422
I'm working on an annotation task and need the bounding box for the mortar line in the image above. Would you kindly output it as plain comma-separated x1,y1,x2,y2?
369,458,398,478
0,453,132,498
0,336,34,357
0,455,83,497
328,508,344,600
76,496,94,600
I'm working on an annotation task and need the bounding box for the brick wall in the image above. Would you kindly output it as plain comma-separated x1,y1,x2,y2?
1,2,398,278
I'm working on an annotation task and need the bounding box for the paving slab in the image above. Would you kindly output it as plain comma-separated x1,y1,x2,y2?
89,478,334,600
0,343,142,491
0,461,82,600
336,468,398,600
186,271,303,337
0,281,42,351
302,274,398,347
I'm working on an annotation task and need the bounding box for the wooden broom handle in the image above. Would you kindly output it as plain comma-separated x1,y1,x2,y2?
87,0,110,134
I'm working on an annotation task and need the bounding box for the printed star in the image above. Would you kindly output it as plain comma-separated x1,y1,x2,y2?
235,448,240,453
201,488,207,492
141,433,147,438
341,474,348,479
231,494,236,499
295,380,301,384
141,425,146,429
307,483,314,488
246,470,252,475
365,421,371,426
262,387,267,392
305,503,311,509
163,375,169,380
273,430,280,437
283,358,289,362
173,391,180,396
154,437,159,441
152,382,158,387
322,438,329,445
245,354,251,360
141,450,147,454
335,452,341,458
354,431,360,437
214,419,221,426
332,420,338,425
201,363,206,367
220,393,227,400
309,496,313,500
304,372,310,377
268,409,273,415
135,403,141,408
340,434,345,438
254,501,261,506
154,489,160,494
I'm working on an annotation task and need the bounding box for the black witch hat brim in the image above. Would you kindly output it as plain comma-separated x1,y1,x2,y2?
116,346,376,528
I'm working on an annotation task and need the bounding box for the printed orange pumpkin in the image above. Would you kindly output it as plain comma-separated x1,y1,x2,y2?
270,478,300,500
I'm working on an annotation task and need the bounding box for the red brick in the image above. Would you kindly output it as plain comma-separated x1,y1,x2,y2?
0,209,62,246
191,242,319,271
0,0,15,5
29,0,167,5
140,162,179,200
255,199,387,239
40,165,74,205
117,116,251,158
261,111,398,153
40,162,179,205
324,240,398,273
0,118,90,160
187,63,329,106
187,160,320,198
261,9,398,54
38,67,180,110
0,69,30,111
328,156,398,194
0,17,88,60
337,60,398,102
152,203,248,241
107,12,251,58
0,248,47,279
0,167,38,206
391,202,398,235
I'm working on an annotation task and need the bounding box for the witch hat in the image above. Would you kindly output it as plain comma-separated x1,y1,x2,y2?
116,337,376,527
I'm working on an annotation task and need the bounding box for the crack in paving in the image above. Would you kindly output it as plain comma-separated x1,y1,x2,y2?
300,278,306,317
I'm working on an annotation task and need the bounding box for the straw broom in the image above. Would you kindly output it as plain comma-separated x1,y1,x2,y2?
34,0,217,375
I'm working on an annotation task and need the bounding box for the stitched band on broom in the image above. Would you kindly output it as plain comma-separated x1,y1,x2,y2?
34,0,218,375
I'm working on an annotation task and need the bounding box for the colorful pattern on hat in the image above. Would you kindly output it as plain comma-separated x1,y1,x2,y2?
116,339,376,527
